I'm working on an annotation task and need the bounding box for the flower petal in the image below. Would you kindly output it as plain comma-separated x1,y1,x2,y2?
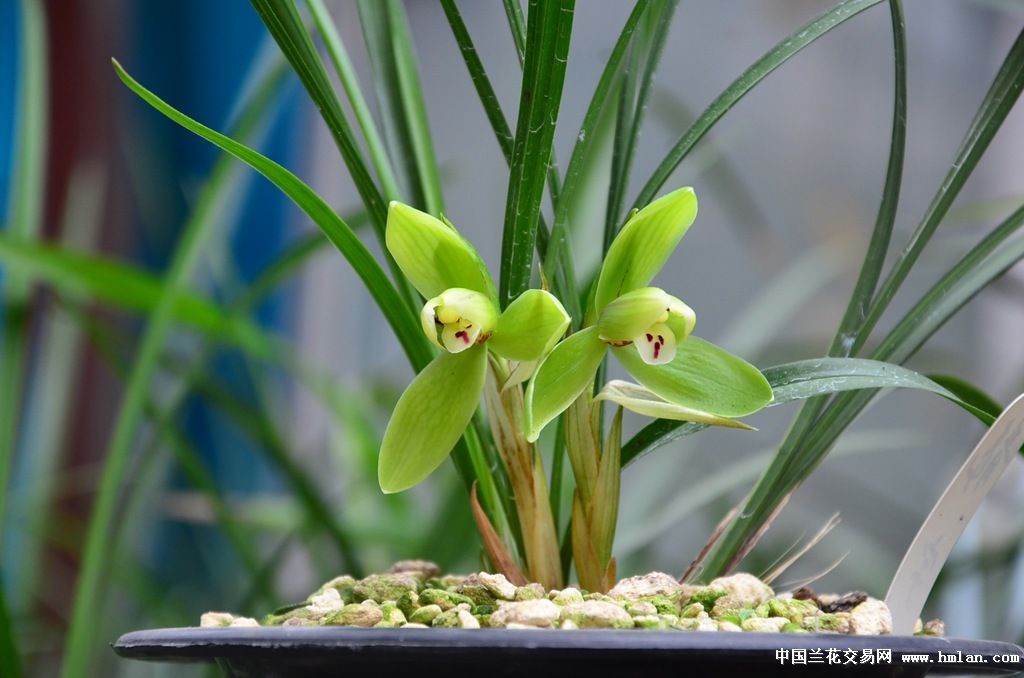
596,287,674,343
378,345,488,493
489,289,571,362
524,327,607,443
385,201,497,301
613,336,772,417
594,380,755,429
420,297,443,350
594,186,697,311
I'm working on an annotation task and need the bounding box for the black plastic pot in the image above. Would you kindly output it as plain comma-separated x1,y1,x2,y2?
114,627,1024,677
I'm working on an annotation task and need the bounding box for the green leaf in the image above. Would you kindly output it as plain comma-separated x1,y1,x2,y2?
63,52,289,678
385,201,496,301
440,0,515,159
632,0,886,210
830,0,906,355
489,289,570,362
0,234,276,358
379,345,488,493
0,586,17,678
441,0,581,326
621,357,999,468
926,374,1002,420
603,0,678,250
595,380,754,430
383,0,445,215
499,0,575,309
594,186,697,311
762,359,995,423
524,327,607,443
853,22,1024,353
305,0,401,200
544,0,651,313
112,59,433,371
614,336,772,417
0,0,47,554
249,0,385,229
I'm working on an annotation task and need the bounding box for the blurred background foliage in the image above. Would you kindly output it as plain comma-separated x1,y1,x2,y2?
0,1,1023,675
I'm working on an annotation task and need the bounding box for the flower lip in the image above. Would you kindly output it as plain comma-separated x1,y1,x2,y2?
595,287,695,365
421,287,497,354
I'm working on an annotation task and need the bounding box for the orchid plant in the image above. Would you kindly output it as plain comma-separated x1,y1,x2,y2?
377,186,772,590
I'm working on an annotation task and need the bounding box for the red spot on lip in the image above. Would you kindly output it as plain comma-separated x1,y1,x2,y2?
646,333,653,342
455,330,470,344
658,335,664,344
653,342,661,359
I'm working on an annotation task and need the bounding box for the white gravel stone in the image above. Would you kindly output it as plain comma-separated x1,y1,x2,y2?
707,573,774,608
559,601,635,629
489,599,562,628
307,588,343,616
200,612,235,628
849,598,893,635
478,572,518,600
608,572,684,599
457,610,481,629
741,617,789,633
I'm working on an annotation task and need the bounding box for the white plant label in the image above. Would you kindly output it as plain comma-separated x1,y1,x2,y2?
885,393,1024,635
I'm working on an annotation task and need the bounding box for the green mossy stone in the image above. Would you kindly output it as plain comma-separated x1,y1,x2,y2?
679,602,704,619
326,602,384,627
419,588,475,611
514,584,546,601
397,590,419,618
409,604,443,625
632,615,669,629
625,600,658,617
638,594,681,615
380,602,407,625
802,613,852,634
353,574,421,603
685,587,728,612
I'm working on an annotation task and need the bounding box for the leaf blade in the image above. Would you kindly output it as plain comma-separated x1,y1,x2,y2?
499,0,575,308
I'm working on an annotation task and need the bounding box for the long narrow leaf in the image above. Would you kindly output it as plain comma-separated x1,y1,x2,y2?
498,0,575,308
603,0,677,249
113,60,432,370
854,25,1024,352
621,357,999,467
384,0,445,214
440,0,581,321
249,0,423,315
249,0,386,230
0,0,47,545
305,0,401,200
61,55,290,677
631,0,885,211
699,201,1024,579
755,0,907,540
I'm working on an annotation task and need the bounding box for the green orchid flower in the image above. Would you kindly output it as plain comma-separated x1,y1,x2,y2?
524,187,773,442
379,202,570,493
